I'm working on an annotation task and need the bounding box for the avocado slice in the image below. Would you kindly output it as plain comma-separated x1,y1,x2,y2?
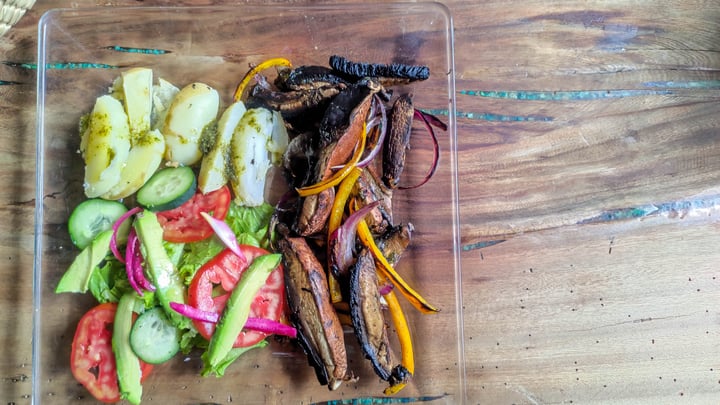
202,253,281,375
113,293,143,404
56,229,113,294
133,210,186,326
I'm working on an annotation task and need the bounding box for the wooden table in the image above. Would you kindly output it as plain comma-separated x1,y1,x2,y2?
2,0,719,403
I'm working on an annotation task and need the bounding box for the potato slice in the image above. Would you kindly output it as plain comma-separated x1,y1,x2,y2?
121,67,153,136
267,110,289,165
198,101,247,194
162,82,219,166
83,95,131,198
102,129,165,200
230,107,273,207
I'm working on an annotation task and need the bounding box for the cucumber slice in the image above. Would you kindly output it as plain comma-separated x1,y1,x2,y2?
130,306,181,364
136,166,196,211
68,199,128,249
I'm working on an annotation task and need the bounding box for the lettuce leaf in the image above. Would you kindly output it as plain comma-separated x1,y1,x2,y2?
179,324,205,354
200,340,268,377
163,203,277,355
88,257,131,303
175,202,275,284
225,202,274,250
175,238,223,285
88,256,158,308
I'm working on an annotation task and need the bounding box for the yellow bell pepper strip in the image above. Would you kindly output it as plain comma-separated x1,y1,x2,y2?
327,166,363,235
233,57,293,101
326,166,364,303
382,285,414,395
328,271,344,304
296,122,367,197
356,219,439,314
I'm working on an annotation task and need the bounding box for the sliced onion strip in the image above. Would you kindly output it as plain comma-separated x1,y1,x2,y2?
244,317,297,338
330,95,387,170
200,212,248,266
356,95,388,168
398,109,442,190
129,229,155,293
124,228,143,296
328,201,379,278
110,206,142,264
378,283,394,296
170,302,297,338
170,302,219,323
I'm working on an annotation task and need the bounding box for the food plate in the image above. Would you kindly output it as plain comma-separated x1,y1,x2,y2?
34,3,462,404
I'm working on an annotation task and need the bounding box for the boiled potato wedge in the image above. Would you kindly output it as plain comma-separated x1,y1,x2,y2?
162,82,219,166
198,101,247,194
83,95,131,198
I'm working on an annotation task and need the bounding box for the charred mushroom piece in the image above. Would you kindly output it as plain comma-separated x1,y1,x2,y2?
276,65,350,91
382,94,414,189
297,187,335,236
378,223,414,266
329,55,430,82
291,122,369,237
280,237,349,390
248,83,343,121
283,132,316,187
354,168,394,234
349,249,399,382
318,77,383,148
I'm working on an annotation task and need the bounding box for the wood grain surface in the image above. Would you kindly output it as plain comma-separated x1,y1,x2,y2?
2,0,720,404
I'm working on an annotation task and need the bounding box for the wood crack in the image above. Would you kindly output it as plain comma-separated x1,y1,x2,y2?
566,314,693,333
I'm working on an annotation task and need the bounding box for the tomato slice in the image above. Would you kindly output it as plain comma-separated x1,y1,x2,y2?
156,186,231,243
70,302,153,403
188,246,286,348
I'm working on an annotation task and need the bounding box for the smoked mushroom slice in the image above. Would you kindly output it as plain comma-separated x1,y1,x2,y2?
318,77,382,148
248,82,342,121
353,168,394,235
328,54,430,82
297,187,335,236
382,94,414,189
378,223,414,266
349,248,401,382
279,237,349,390
275,65,349,91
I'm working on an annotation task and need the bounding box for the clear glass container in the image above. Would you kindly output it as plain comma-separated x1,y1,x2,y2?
34,3,461,404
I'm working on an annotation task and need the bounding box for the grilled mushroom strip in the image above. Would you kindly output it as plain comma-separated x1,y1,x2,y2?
248,83,343,120
283,132,316,188
382,94,414,189
295,101,372,236
279,237,349,390
297,187,334,236
349,249,397,379
276,65,349,91
329,54,430,82
318,77,382,148
263,55,443,393
293,136,353,236
378,223,414,266
354,168,394,234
